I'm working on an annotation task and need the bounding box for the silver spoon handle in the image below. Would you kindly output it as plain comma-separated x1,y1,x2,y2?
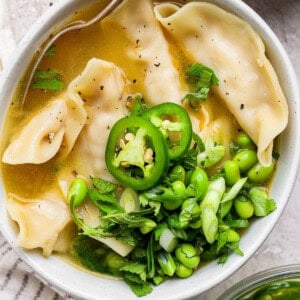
22,0,123,106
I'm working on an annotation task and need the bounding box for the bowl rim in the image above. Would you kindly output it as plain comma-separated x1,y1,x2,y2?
219,264,300,299
0,0,299,299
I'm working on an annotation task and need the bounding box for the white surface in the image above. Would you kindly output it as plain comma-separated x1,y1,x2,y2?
0,0,299,299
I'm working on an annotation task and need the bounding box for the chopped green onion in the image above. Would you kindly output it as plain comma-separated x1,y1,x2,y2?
120,187,140,212
159,228,178,252
157,251,176,277
183,63,219,108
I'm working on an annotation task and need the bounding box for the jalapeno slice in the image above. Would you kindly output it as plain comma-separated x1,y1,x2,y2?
144,102,192,160
105,116,169,190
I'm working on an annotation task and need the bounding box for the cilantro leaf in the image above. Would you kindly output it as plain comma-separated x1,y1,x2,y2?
32,69,63,91
45,44,57,56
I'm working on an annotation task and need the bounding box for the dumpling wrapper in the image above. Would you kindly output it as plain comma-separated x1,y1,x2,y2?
154,2,288,166
2,97,86,165
77,200,133,257
6,192,71,257
103,0,185,105
64,58,127,182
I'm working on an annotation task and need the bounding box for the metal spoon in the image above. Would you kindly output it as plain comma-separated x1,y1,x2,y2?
22,0,123,106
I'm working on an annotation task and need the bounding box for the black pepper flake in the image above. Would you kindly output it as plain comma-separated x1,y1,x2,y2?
195,35,198,38
11,102,14,105
167,22,171,25
49,2,53,6
139,54,142,58
59,119,63,123
107,125,110,130
223,79,227,83
72,170,78,177
93,78,96,82
100,85,104,90
225,92,229,95
78,91,81,95
82,99,87,102
154,63,161,67
240,103,244,110
87,116,90,120
136,39,140,44
133,79,137,83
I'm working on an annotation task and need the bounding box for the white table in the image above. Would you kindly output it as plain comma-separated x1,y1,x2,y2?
0,1,299,299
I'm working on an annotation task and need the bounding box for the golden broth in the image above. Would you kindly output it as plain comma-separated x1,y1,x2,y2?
1,1,241,198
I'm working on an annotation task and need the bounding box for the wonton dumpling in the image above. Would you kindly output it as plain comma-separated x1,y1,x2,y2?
7,191,71,257
62,58,127,182
103,0,185,105
2,97,86,165
154,2,288,166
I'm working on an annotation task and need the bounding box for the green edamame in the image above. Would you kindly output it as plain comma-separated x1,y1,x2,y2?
233,150,258,173
227,229,240,242
189,218,202,229
236,132,256,150
222,160,240,186
175,244,200,269
234,196,254,219
175,263,193,278
169,165,186,183
163,180,186,210
67,178,88,207
247,162,275,184
190,168,208,200
181,199,201,219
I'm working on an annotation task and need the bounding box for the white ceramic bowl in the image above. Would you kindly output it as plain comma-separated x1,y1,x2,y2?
0,1,299,299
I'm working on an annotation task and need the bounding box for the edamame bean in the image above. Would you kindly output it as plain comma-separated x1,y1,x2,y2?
67,178,88,207
247,162,275,184
233,150,258,173
181,199,201,219
175,263,193,278
234,196,254,219
163,181,185,210
175,244,200,269
236,132,256,149
222,160,240,186
189,218,202,229
227,229,240,242
190,168,208,200
169,165,186,183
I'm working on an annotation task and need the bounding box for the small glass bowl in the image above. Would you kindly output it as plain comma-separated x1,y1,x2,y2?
219,264,300,299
